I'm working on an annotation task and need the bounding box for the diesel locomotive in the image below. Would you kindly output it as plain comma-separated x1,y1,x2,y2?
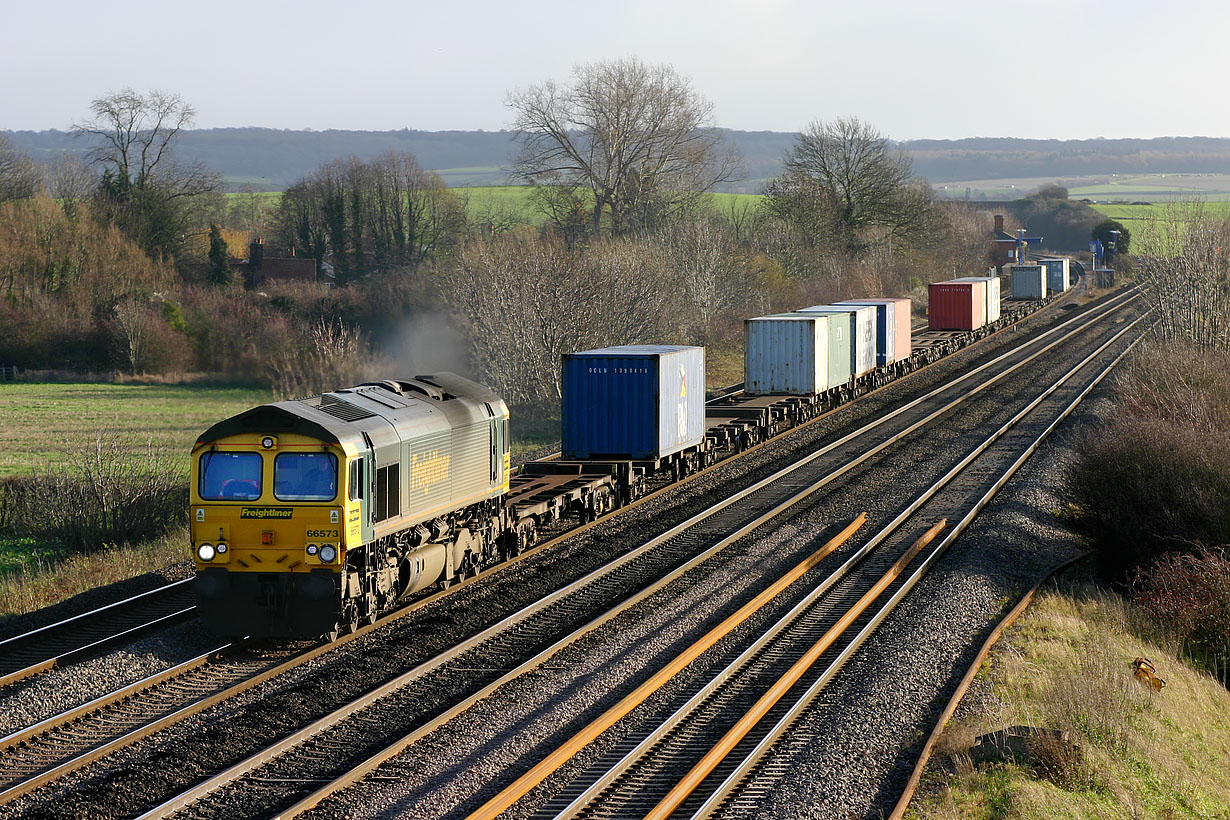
191,373,510,639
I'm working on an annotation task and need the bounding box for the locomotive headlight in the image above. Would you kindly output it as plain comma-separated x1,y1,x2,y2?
197,543,217,562
306,544,319,556
319,544,338,564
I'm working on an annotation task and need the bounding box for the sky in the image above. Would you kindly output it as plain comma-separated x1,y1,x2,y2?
4,0,1228,141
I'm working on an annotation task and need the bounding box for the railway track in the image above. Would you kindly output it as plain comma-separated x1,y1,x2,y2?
0,578,196,689
521,313,1150,820
0,283,1122,815
0,278,1071,694
16,288,1139,820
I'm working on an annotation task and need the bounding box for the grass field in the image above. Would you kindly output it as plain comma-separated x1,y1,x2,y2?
936,173,1230,203
907,574,1230,819
0,383,273,478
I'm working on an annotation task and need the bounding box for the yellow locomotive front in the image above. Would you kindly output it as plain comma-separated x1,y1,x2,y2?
192,428,360,639
192,374,512,641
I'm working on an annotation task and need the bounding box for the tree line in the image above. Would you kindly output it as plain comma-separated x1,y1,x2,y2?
1,63,999,405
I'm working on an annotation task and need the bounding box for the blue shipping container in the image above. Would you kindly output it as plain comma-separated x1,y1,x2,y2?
562,345,706,460
835,300,897,366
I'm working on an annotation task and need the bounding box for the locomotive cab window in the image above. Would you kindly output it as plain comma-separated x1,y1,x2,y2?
273,453,338,501
349,459,363,501
200,452,263,500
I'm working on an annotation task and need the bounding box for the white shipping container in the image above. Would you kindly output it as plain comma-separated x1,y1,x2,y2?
954,276,1001,323
798,304,877,378
744,313,831,396
1010,264,1047,300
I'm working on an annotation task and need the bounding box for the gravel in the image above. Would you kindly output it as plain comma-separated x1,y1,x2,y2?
0,288,1128,819
290,305,1128,819
0,618,224,739
729,397,1110,820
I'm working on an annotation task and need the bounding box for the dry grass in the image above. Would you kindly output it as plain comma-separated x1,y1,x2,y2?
0,528,186,618
909,574,1230,820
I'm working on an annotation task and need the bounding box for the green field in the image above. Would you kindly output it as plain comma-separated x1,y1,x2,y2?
0,383,273,478
936,173,1230,203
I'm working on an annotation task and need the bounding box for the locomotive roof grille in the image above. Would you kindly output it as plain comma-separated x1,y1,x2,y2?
301,394,377,422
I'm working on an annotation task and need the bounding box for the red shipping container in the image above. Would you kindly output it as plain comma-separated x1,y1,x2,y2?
928,281,987,331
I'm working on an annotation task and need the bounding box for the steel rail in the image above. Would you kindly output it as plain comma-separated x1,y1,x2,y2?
135,513,873,819
0,277,1099,697
3,284,1118,814
884,552,1090,820
262,295,1140,820
131,288,1135,820
541,315,1149,820
645,522,948,820
540,310,1150,820
0,580,197,689
687,314,1153,819
0,642,232,755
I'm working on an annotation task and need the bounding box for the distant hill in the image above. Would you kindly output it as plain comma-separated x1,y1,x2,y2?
8,127,1230,193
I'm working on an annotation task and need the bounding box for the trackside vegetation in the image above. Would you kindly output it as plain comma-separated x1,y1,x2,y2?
907,574,1230,820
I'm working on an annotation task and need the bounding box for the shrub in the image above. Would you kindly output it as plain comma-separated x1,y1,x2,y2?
1132,548,1230,685
267,318,383,399
2,435,186,554
1067,417,1230,579
1068,341,1230,579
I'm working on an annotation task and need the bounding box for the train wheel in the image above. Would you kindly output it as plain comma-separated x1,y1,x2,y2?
323,625,340,642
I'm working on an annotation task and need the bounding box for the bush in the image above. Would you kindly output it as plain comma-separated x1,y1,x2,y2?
2,435,186,554
1068,341,1230,579
1132,548,1230,685
1067,417,1230,578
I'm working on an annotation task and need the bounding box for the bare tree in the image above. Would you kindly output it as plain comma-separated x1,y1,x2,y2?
1136,199,1230,349
508,58,741,238
765,116,934,253
47,153,97,200
657,215,748,343
0,134,42,201
437,233,679,404
276,153,466,282
73,89,219,259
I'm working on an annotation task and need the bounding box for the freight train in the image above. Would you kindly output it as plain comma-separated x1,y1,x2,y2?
192,270,1074,640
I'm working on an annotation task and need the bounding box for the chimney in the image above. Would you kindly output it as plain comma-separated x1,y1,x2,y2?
250,237,264,269
994,214,1004,233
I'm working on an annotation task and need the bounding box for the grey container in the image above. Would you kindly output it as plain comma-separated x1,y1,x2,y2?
745,313,831,396
1010,264,1047,300
1039,258,1070,293
953,276,1002,323
561,345,706,461
798,304,877,378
